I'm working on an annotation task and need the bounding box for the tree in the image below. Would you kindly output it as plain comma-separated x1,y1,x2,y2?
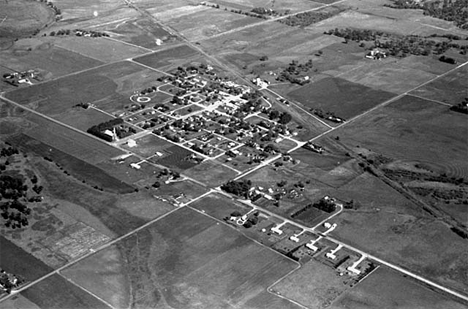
152,181,161,188
279,112,292,124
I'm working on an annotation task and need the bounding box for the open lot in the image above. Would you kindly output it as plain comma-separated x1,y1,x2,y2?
62,207,299,309
184,159,239,187
330,266,468,309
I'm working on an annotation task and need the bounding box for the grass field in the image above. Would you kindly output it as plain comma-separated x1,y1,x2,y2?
21,274,111,309
330,266,468,309
61,207,300,309
287,77,396,120
133,44,199,69
0,0,54,39
184,159,238,187
330,95,468,179
152,145,199,171
271,258,349,308
190,193,253,222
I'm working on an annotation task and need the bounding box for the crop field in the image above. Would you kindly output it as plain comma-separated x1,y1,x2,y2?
338,61,439,94
133,44,200,69
54,36,149,63
61,207,299,309
21,274,111,309
0,236,53,281
330,266,468,309
271,258,350,308
56,107,114,132
287,77,396,120
4,60,165,117
410,65,468,105
184,160,238,187
329,95,468,179
18,113,123,164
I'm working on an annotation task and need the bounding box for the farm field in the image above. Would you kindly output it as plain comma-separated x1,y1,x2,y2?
0,40,103,90
287,77,396,120
61,207,300,309
4,60,165,117
54,36,149,63
20,274,111,309
330,266,468,309
328,95,468,179
190,193,253,222
133,44,200,70
410,65,468,105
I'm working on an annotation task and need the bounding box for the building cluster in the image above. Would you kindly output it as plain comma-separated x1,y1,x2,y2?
0,269,23,294
3,70,41,86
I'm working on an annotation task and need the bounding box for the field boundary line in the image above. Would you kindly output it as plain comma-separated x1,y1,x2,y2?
407,93,453,107
57,273,115,309
128,59,174,76
104,36,154,53
266,264,309,309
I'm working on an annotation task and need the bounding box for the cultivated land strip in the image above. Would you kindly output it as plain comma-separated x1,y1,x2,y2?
1,1,468,307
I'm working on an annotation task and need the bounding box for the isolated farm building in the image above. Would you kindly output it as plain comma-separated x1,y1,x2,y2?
365,49,387,60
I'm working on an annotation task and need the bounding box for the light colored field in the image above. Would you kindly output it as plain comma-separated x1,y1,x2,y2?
271,258,349,308
330,266,468,309
54,36,148,62
184,159,238,187
338,61,437,94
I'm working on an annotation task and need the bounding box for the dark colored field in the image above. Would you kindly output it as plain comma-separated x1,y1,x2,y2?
153,145,198,171
0,236,52,281
291,206,329,227
7,133,134,194
330,266,468,309
190,193,252,221
410,65,468,105
287,77,396,119
62,207,299,309
133,44,199,69
21,274,111,309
